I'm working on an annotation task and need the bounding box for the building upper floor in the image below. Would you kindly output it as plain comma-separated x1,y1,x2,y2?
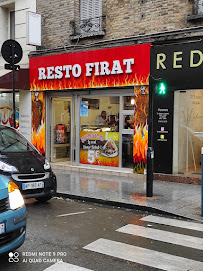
0,0,37,70
33,0,203,54
1,1,203,60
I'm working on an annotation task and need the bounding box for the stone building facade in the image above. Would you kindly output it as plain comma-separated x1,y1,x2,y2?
34,0,203,52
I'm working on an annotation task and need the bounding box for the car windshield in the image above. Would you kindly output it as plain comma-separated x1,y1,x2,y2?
0,128,38,153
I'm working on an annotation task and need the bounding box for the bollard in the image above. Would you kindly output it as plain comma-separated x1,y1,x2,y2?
147,147,154,197
202,147,203,217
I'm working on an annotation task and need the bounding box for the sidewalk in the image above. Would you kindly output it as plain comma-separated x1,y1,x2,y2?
53,166,203,222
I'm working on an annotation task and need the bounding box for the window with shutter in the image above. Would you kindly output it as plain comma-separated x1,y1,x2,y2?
187,0,203,21
80,0,102,33
198,0,203,13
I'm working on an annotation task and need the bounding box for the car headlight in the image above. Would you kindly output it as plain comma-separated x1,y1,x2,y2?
8,181,24,210
44,159,50,170
0,161,18,173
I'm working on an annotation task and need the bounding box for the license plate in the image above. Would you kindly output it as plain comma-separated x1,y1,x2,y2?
0,223,5,234
22,182,44,190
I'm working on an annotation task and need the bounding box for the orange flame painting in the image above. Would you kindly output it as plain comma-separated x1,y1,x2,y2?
31,92,45,155
133,86,149,174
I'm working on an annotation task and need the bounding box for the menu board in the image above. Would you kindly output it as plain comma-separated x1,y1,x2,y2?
80,131,119,167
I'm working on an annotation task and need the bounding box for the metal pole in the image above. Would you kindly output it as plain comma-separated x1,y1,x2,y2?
11,43,16,129
201,147,203,216
147,147,154,197
147,76,154,197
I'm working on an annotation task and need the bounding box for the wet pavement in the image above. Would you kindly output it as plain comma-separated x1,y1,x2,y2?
54,168,203,222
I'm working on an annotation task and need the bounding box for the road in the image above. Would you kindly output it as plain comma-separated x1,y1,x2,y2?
0,197,203,271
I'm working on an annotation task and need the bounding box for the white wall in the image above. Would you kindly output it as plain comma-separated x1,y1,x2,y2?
0,0,37,140
15,0,36,68
0,6,8,46
19,90,31,141
0,0,37,69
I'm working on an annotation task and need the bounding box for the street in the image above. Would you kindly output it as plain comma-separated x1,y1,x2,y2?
0,197,203,271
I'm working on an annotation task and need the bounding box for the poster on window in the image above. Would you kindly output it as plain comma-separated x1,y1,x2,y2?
133,86,149,174
80,131,119,167
31,92,45,155
80,101,88,117
55,124,65,143
0,106,19,129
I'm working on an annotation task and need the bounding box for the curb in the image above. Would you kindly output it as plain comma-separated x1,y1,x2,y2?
56,192,188,220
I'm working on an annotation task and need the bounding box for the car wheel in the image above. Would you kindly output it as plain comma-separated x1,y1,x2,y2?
35,196,52,202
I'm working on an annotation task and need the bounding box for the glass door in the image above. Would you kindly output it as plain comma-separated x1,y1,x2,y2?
51,98,71,162
120,96,134,169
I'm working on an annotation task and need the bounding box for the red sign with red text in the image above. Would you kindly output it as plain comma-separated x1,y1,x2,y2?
30,44,151,91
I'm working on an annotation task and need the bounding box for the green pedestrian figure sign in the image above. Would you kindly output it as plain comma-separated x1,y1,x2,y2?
158,82,167,94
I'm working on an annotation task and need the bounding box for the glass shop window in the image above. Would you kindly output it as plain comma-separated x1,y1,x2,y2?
122,134,133,168
80,96,119,167
123,96,135,110
80,97,119,131
123,115,134,130
174,89,203,175
0,93,19,129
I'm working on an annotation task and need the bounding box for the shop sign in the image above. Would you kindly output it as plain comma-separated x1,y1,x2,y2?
150,42,203,174
80,131,119,167
151,41,203,90
30,44,151,91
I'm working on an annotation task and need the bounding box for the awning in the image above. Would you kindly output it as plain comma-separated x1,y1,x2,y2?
0,68,30,90
0,70,10,77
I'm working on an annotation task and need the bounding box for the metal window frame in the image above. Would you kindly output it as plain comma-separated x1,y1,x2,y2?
75,90,134,170
46,88,135,171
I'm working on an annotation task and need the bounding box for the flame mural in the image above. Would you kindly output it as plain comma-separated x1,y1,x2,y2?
31,92,45,155
133,86,149,174
30,74,149,91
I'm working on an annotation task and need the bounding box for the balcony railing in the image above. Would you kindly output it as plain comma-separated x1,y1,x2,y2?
70,16,105,39
188,0,203,21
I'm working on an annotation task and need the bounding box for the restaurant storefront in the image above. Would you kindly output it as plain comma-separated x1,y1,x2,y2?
29,44,151,172
151,40,203,176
